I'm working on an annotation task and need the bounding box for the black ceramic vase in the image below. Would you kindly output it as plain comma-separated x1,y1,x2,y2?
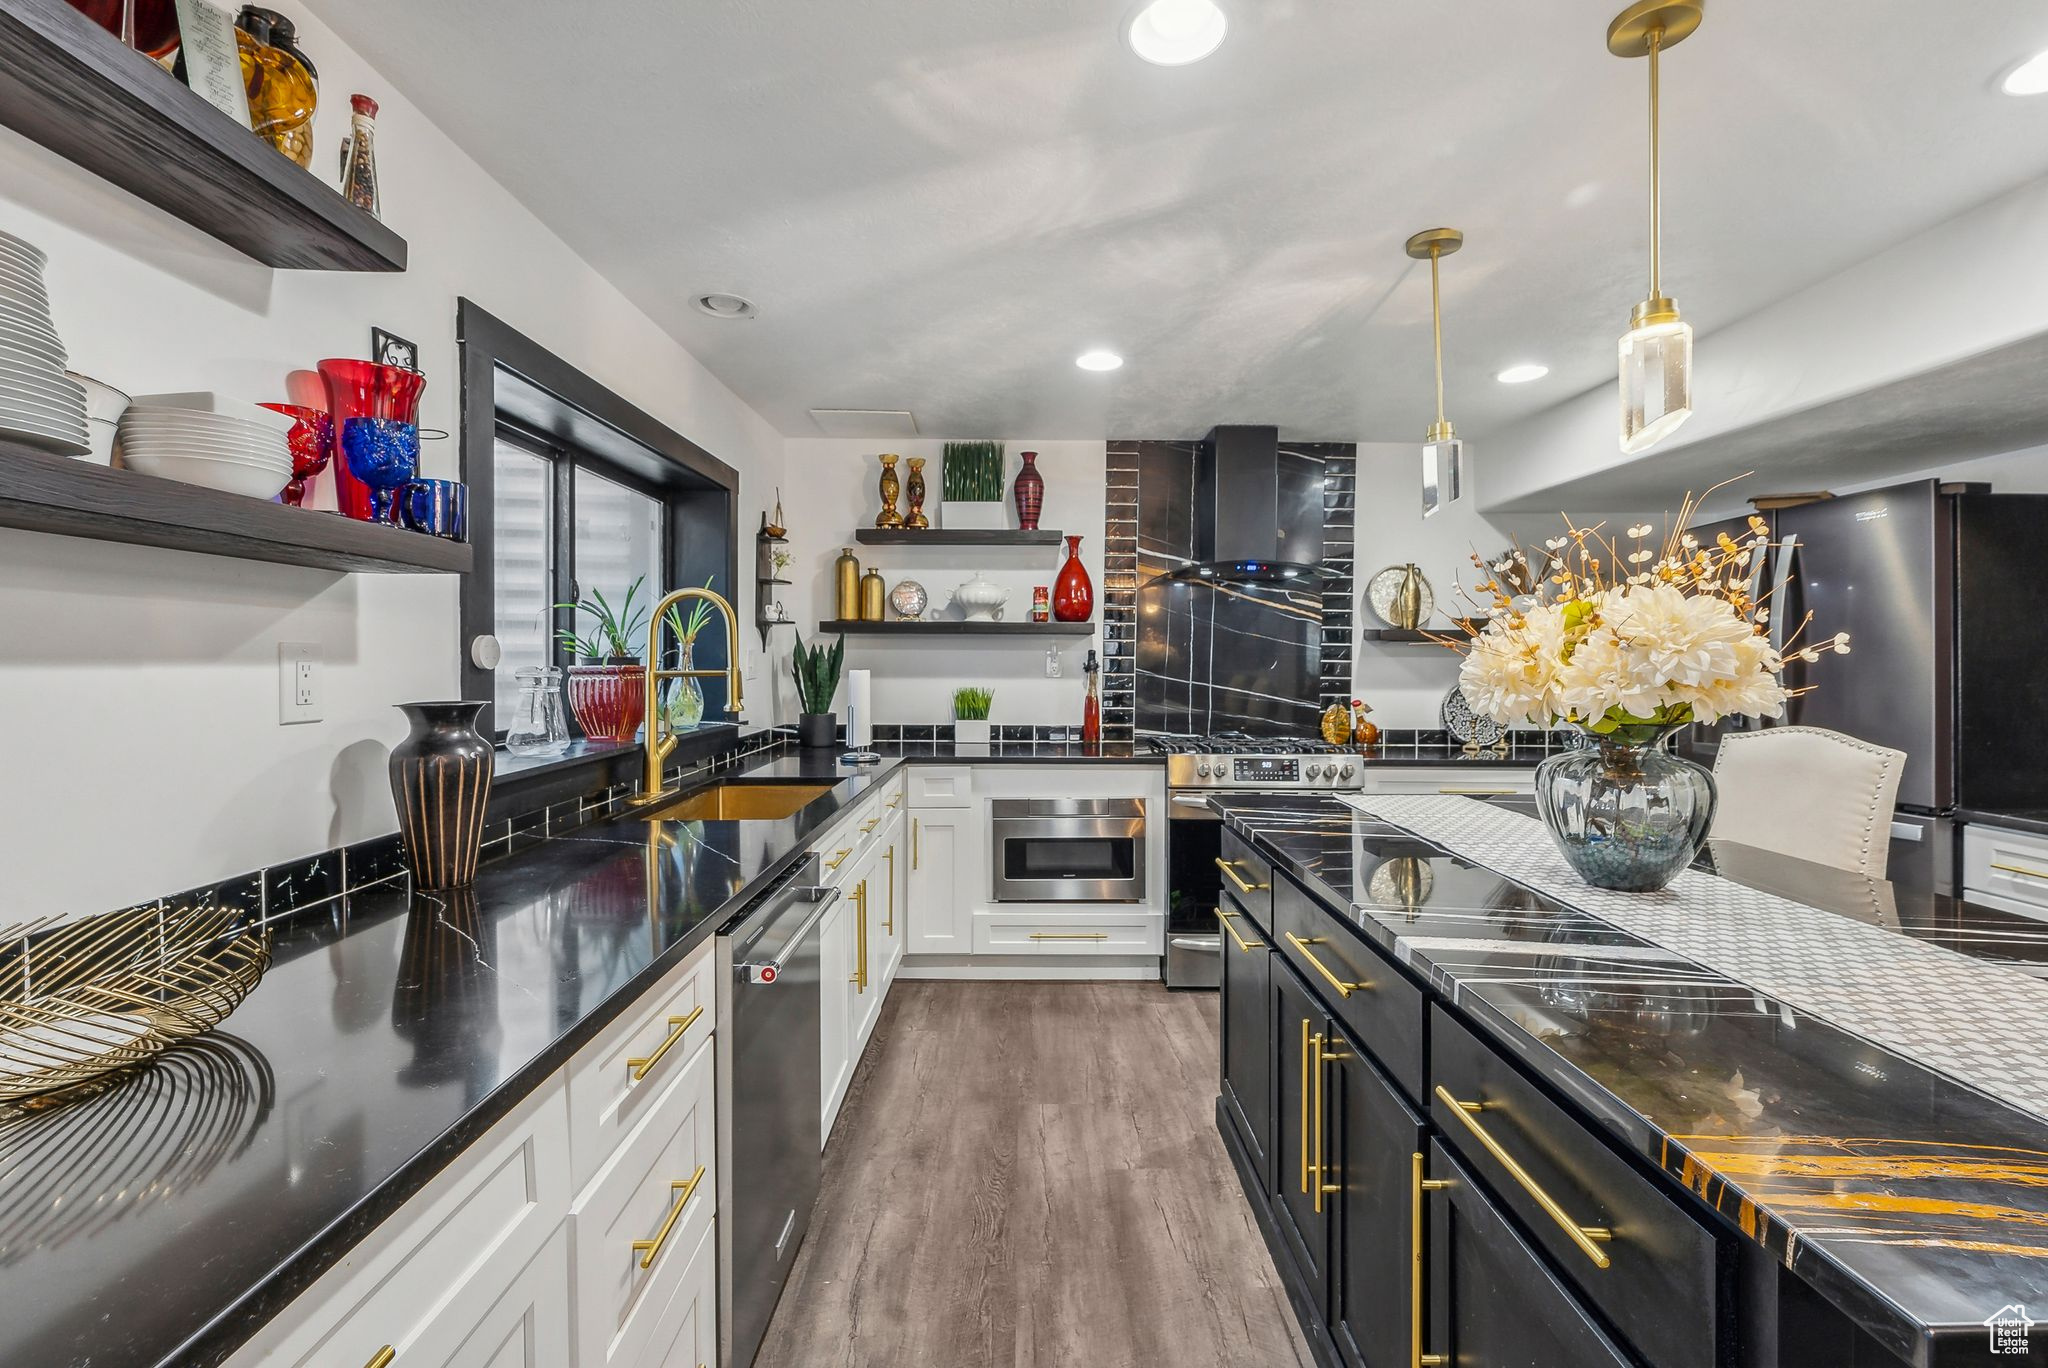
389,701,495,889
798,712,837,749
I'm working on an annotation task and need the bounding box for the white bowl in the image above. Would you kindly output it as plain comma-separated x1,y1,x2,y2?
128,392,296,432
83,416,117,465
118,434,290,468
65,373,128,424
121,409,288,438
123,448,289,500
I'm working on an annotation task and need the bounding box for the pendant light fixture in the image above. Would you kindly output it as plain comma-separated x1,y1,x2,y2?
1406,226,1463,517
1609,0,1702,454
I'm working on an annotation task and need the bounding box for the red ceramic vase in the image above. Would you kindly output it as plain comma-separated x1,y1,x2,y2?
1052,534,1093,622
317,358,425,521
564,664,647,745
1012,449,1045,531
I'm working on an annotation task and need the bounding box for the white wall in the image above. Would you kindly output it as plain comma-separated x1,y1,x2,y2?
778,439,1105,727
0,3,784,919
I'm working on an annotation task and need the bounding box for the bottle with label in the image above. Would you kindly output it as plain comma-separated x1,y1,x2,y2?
340,93,381,218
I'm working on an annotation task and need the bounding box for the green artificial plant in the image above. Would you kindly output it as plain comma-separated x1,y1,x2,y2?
791,633,846,715
953,686,994,721
556,576,650,663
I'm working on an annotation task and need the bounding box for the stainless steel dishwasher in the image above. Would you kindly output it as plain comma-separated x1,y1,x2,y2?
717,855,838,1368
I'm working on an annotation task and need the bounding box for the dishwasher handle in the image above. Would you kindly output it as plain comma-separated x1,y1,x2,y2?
736,885,840,984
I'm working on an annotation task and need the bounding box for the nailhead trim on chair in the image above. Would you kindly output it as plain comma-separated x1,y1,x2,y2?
1714,726,1904,875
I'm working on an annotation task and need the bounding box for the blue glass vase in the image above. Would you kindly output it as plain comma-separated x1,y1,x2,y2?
1534,722,1717,892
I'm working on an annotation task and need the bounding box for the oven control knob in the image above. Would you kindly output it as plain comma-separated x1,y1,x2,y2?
1196,762,1212,779
1339,764,1356,780
1306,764,1321,780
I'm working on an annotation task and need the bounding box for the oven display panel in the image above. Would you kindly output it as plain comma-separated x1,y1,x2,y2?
1233,757,1299,783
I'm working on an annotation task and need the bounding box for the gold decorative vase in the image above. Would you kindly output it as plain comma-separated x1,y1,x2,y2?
905,456,929,529
1393,563,1425,630
875,454,904,529
860,568,887,621
834,547,861,621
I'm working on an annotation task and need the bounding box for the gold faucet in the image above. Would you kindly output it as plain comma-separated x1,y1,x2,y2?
633,586,745,804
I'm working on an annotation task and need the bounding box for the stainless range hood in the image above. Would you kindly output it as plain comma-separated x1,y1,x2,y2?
1166,425,1330,585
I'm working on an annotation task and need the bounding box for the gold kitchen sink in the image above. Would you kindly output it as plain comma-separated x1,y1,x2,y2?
643,783,833,822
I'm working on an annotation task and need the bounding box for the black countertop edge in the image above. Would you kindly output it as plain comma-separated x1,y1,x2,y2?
1957,807,2048,839
1206,795,2035,1361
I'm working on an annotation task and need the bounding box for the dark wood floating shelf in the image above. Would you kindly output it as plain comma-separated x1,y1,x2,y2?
818,619,1094,636
1360,621,1487,643
0,0,407,271
0,442,471,573
853,528,1064,546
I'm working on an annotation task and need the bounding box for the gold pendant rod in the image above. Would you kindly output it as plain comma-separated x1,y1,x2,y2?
1430,247,1446,429
1647,25,1662,300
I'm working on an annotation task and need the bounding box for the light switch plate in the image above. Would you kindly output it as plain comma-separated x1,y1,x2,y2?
279,642,322,724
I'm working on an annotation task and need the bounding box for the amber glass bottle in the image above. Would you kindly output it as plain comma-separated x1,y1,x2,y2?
235,7,317,168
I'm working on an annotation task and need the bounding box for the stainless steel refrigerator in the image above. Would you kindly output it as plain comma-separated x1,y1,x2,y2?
1681,479,2048,893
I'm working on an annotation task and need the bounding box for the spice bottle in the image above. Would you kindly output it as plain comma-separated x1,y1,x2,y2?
341,93,381,218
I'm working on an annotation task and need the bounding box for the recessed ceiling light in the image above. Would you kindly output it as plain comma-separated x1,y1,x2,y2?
1125,0,1227,66
1076,350,1124,371
2004,48,2048,95
693,291,758,320
1496,363,1550,384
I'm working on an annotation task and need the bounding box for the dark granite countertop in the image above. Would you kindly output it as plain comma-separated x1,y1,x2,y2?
1959,807,2048,839
1213,792,2048,1368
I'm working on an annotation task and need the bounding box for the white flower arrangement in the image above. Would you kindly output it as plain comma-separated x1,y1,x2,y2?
1447,493,1851,736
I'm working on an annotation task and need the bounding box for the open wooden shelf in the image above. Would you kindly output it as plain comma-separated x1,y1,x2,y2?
854,528,1063,547
0,0,406,271
0,441,471,573
818,619,1094,636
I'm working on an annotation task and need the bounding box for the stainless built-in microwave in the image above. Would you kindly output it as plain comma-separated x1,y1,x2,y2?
988,798,1146,903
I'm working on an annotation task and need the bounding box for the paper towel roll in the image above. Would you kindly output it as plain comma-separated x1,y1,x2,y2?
845,668,872,748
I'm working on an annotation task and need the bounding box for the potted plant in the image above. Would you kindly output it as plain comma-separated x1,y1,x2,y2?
953,686,993,746
791,633,845,748
556,577,650,745
660,576,719,733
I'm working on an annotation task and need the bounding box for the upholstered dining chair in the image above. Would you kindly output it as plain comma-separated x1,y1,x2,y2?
1709,726,1906,877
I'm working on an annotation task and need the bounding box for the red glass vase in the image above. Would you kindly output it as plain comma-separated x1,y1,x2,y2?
1052,534,1093,621
317,359,425,521
1012,449,1045,531
259,403,332,507
565,664,647,745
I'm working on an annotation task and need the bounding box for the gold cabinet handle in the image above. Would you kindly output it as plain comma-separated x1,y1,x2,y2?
1992,860,2048,882
1298,1018,1312,1196
912,817,920,870
366,1350,396,1368
851,881,868,991
860,816,881,834
824,846,854,872
631,1164,706,1269
883,846,896,933
626,1005,704,1080
1028,932,1109,940
1213,856,1269,894
1215,907,1258,953
1412,1153,1449,1368
1433,1085,1612,1268
1310,1033,1350,1212
1438,787,1515,796
1285,933,1368,997
885,794,902,808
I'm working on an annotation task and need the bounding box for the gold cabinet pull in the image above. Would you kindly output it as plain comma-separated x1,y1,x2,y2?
1438,787,1515,796
1286,933,1368,997
1298,1018,1312,1196
1213,856,1269,894
626,1005,704,1080
1313,1035,1345,1212
860,816,881,834
883,846,896,933
365,1350,396,1368
1028,932,1109,940
1215,907,1258,953
631,1164,706,1269
1434,1085,1612,1268
851,881,868,991
824,846,854,872
912,818,920,870
1992,860,2048,882
885,794,902,808
1412,1152,1449,1368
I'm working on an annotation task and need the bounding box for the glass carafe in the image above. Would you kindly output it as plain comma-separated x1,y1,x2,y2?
504,667,569,756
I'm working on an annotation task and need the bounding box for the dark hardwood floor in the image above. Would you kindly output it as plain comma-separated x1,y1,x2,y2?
755,981,1313,1368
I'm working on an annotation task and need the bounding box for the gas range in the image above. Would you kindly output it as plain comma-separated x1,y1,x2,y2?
1145,732,1366,791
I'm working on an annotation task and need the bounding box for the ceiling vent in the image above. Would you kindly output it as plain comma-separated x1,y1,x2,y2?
808,409,920,439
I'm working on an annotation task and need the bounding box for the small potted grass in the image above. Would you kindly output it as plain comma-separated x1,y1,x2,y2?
557,577,650,744
953,686,994,747
792,633,846,748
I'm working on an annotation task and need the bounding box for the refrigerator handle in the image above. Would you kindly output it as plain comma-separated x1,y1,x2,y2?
1767,533,1798,661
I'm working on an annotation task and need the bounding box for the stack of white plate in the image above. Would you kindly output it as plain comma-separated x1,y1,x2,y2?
0,230,88,456
119,393,296,501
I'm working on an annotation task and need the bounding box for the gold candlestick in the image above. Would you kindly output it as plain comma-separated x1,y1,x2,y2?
904,456,929,529
875,453,904,529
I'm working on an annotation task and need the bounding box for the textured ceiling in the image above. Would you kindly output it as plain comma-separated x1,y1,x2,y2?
320,0,2048,440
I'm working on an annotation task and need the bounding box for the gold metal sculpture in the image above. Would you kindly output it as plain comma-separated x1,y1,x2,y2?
0,902,271,1102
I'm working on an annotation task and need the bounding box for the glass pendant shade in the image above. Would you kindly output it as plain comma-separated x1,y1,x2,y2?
1618,317,1693,453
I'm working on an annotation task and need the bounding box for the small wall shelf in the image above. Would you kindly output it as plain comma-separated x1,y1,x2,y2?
0,442,470,572
818,619,1094,637
1359,621,1486,643
0,0,407,271
853,528,1063,547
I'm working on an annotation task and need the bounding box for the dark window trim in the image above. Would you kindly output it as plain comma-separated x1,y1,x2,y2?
458,299,740,741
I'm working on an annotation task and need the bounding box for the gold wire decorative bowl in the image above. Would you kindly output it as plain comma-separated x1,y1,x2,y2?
0,902,271,1103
